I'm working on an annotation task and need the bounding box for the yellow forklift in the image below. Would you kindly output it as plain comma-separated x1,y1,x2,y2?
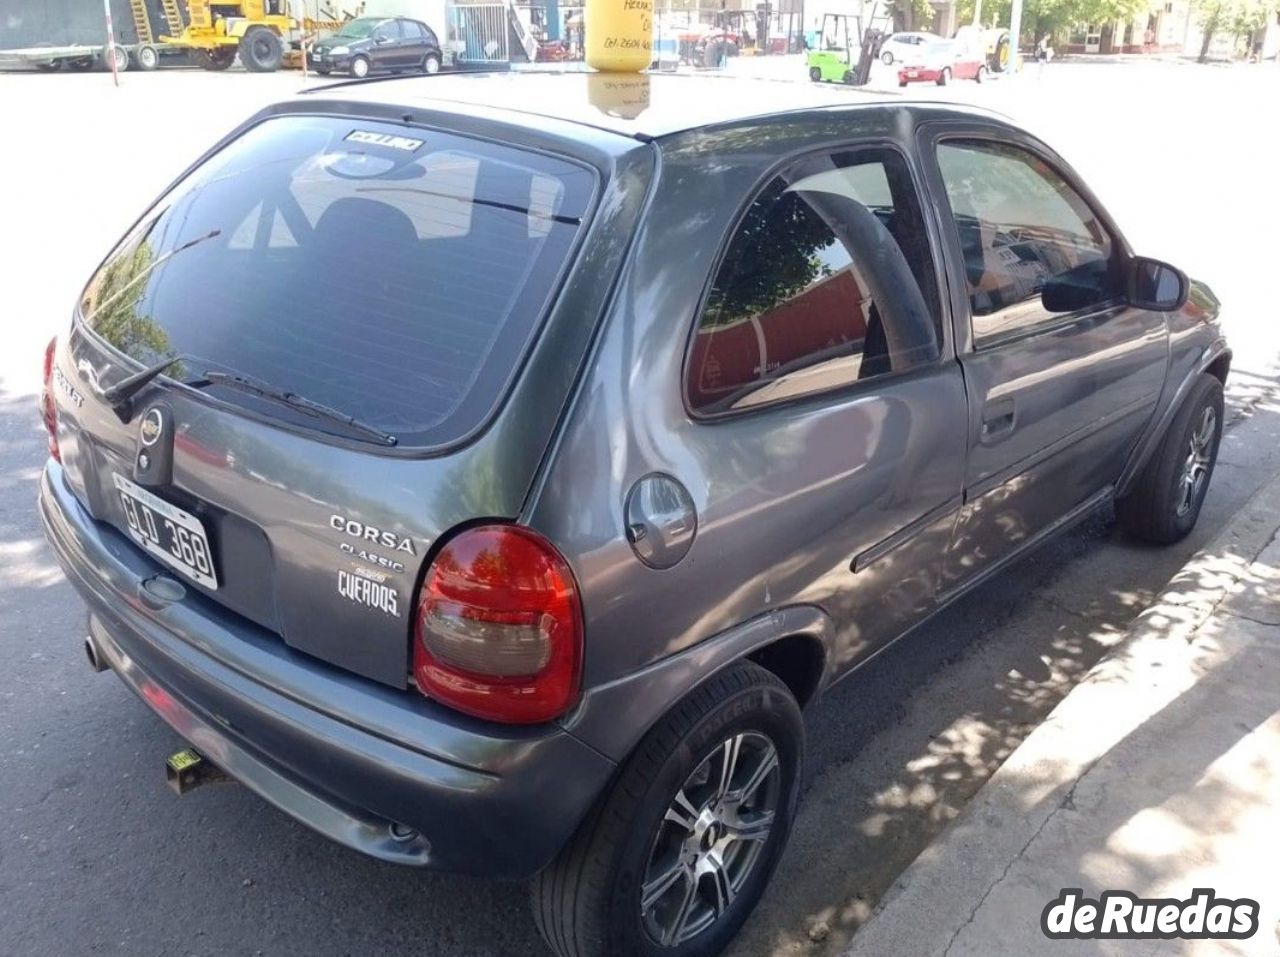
161,0,296,71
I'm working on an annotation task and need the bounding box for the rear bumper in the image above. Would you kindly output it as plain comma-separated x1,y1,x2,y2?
38,462,615,878
897,67,939,82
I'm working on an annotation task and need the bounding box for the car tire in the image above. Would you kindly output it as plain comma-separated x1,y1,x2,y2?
135,45,159,71
349,54,371,78
239,26,282,72
898,78,908,87
422,52,442,74
937,66,951,85
808,66,821,82
975,64,986,83
1117,373,1223,545
194,48,235,70
97,46,129,71
314,64,331,75
532,660,803,957
881,50,894,64
842,70,855,84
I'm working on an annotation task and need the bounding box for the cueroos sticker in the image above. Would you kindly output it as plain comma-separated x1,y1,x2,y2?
338,568,400,617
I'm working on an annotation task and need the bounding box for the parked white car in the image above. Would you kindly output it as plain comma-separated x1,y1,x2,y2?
879,31,943,64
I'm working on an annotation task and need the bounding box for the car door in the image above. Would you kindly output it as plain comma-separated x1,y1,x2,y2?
525,132,969,689
370,19,403,69
400,20,428,65
679,145,969,675
917,124,1168,588
953,55,978,79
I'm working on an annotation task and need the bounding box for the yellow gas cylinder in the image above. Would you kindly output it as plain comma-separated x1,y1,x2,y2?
585,0,654,73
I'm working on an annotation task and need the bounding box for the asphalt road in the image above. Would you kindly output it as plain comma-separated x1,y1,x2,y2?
2,58,1279,957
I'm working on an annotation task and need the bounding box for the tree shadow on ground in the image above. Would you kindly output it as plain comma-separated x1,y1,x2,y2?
730,380,1280,957
938,545,1280,955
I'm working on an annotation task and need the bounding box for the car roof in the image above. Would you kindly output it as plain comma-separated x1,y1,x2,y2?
308,70,907,141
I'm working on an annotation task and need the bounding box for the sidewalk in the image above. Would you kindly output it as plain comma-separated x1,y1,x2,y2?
843,472,1280,957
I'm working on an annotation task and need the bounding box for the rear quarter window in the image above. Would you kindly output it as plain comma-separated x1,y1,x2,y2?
79,116,595,448
686,147,941,415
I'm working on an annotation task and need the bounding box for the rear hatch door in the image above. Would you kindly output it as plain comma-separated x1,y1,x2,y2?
53,112,604,687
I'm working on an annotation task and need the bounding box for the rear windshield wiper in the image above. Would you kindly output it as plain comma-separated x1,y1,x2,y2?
199,371,398,447
100,352,201,420
97,355,397,446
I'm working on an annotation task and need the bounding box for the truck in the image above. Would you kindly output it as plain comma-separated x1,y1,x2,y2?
0,0,537,73
0,0,188,71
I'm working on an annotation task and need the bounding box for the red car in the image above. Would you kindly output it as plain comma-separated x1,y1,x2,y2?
898,41,987,86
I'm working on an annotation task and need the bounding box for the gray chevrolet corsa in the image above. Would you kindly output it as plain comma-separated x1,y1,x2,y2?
39,72,1228,957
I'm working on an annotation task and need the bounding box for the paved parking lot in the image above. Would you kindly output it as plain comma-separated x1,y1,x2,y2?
1,57,1278,957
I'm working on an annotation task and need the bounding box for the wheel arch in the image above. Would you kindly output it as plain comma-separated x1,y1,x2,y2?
564,605,835,763
1116,341,1231,499
747,633,826,709
1204,351,1231,386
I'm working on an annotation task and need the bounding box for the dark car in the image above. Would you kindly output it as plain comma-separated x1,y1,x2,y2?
39,73,1228,957
310,16,442,78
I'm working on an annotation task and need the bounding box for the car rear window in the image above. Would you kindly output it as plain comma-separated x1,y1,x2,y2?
78,115,595,447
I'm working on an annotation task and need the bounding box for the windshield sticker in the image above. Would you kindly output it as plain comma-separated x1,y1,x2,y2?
344,130,424,152
338,568,400,617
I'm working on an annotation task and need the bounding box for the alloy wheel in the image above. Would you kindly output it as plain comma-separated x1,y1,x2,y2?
1176,406,1216,517
640,732,781,947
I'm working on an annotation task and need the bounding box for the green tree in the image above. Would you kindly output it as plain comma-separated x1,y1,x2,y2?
1193,0,1276,60
956,0,1146,43
84,242,176,368
702,182,837,328
888,0,940,31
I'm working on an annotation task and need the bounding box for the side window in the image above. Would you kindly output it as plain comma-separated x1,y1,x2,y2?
375,20,401,40
404,21,426,39
936,140,1123,346
687,148,941,415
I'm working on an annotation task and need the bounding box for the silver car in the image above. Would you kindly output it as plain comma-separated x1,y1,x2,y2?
39,72,1229,957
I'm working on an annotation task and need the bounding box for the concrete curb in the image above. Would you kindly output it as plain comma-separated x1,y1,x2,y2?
842,472,1280,957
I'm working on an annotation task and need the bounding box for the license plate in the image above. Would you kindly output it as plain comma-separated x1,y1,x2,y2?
113,474,218,589
907,70,919,77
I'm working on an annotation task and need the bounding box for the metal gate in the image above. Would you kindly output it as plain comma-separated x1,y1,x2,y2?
449,1,509,66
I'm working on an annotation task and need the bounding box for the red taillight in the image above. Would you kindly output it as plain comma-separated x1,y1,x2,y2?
40,337,60,462
413,525,582,725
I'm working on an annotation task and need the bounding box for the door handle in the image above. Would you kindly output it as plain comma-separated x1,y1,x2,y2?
980,397,1016,443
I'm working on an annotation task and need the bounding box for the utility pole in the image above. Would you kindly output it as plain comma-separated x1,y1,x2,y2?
1008,0,1023,66
101,0,119,86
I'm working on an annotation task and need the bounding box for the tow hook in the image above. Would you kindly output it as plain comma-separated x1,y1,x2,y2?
166,747,229,795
